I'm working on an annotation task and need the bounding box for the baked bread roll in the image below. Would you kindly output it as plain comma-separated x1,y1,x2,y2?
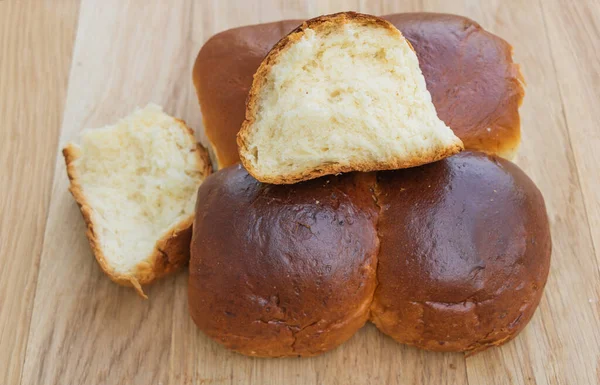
237,12,463,184
63,104,211,297
193,13,524,168
370,152,551,353
384,13,524,160
189,152,551,355
189,167,378,356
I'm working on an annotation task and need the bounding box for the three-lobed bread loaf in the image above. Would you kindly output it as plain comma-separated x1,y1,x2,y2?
63,104,211,297
189,151,551,356
193,13,524,169
237,12,464,184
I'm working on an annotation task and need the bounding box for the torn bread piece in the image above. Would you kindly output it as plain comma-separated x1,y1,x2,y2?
237,12,463,184
63,104,211,298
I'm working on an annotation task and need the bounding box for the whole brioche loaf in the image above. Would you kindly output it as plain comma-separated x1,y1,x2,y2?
189,151,551,356
194,13,524,169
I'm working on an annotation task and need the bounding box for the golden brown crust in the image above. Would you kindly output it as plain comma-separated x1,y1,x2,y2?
383,13,525,159
176,117,214,178
63,118,212,298
243,143,462,185
193,13,524,168
193,19,302,168
237,12,463,184
189,152,551,355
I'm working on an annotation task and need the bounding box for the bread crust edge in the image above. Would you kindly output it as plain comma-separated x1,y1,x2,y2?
63,118,212,298
236,11,463,184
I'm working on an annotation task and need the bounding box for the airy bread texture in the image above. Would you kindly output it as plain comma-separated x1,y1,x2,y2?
238,12,463,184
63,104,211,297
195,13,523,170
189,152,551,356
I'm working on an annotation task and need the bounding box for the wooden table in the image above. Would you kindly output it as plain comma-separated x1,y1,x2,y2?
1,1,599,384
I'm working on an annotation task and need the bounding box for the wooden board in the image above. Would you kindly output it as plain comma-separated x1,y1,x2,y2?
0,1,80,384
1,0,599,384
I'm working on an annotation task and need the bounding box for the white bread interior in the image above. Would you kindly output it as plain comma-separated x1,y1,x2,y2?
238,14,463,184
63,104,210,297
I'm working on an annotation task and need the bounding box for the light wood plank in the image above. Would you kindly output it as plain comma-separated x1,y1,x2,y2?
541,0,600,292
19,1,199,384
0,1,80,384
167,1,468,384
418,1,600,384
538,1,600,380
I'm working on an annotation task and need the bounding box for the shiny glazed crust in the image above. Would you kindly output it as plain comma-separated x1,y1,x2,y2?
193,12,524,169
189,152,551,356
63,119,212,298
190,168,379,356
371,153,551,353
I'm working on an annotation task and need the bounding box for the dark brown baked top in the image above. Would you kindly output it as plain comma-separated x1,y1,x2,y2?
189,152,551,356
189,166,379,356
371,152,551,352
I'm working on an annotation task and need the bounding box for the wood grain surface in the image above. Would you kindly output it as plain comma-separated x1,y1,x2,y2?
0,1,80,384
1,0,599,384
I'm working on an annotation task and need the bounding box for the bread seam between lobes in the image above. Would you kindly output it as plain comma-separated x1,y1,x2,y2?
238,12,463,184
63,104,211,298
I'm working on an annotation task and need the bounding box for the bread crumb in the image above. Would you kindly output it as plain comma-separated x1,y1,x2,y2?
63,104,209,291
239,13,463,184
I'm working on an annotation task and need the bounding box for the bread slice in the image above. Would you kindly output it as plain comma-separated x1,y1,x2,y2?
63,104,211,298
237,12,463,184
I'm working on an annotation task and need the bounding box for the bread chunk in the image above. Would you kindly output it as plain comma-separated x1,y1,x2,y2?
237,12,463,184
63,104,211,297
